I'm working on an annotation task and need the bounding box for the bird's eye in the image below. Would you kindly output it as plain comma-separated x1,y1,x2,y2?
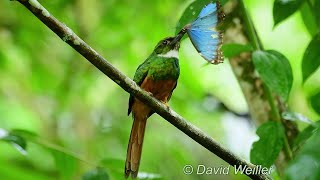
162,40,169,45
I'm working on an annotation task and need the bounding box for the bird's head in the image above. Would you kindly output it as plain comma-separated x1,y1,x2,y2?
153,29,186,55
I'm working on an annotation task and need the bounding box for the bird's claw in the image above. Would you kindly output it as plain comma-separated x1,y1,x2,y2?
161,101,170,110
146,92,153,96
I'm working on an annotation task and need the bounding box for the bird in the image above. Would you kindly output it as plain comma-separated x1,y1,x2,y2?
125,30,185,179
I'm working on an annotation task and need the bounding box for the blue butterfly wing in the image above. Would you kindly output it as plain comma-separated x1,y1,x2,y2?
186,2,223,63
187,29,220,61
191,9,218,29
198,3,216,18
195,3,217,30
191,14,218,30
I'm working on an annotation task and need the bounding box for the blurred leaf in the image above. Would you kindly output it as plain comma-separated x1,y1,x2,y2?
0,129,27,155
175,0,211,35
273,0,305,27
6,130,81,179
300,3,318,36
293,121,320,153
51,149,78,179
250,122,285,168
221,43,253,58
2,129,88,179
315,0,320,29
284,128,320,180
10,129,38,140
1,129,39,155
82,167,109,180
252,50,293,101
310,92,320,115
302,33,320,82
282,111,313,124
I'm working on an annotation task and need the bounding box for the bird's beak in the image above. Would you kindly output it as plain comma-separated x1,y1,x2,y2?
170,28,186,46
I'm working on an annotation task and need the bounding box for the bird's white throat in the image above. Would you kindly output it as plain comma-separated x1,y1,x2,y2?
158,50,179,59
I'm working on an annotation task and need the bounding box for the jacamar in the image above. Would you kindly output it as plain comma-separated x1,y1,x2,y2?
125,30,185,178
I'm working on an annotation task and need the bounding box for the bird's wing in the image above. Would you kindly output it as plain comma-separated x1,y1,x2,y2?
128,61,149,115
167,81,178,102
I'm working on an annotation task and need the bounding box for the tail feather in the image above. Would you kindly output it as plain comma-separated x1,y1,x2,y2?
125,114,147,179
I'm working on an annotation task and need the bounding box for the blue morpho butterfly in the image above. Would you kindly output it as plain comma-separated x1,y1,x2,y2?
177,1,224,64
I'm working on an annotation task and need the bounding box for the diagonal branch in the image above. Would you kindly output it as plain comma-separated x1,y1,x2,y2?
12,0,270,179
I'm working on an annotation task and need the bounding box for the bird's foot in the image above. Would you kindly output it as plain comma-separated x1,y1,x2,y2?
161,101,170,110
146,92,153,97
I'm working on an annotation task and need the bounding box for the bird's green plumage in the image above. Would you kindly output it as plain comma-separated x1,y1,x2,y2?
128,52,180,115
134,53,180,82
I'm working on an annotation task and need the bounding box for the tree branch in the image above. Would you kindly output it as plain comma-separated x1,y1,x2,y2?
12,0,270,179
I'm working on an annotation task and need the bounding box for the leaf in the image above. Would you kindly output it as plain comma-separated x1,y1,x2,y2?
315,0,320,29
175,0,212,36
252,50,293,101
284,128,320,180
51,149,78,179
300,3,318,36
250,122,285,168
282,111,313,124
310,92,320,115
273,0,305,27
10,129,38,140
2,129,84,179
0,129,28,155
0,129,39,155
5,129,83,179
292,121,320,153
302,33,320,82
82,167,110,180
221,43,253,58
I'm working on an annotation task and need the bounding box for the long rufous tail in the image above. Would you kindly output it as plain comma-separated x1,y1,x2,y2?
125,113,147,179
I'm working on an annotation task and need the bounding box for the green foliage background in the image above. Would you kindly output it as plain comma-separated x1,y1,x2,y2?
0,0,319,179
